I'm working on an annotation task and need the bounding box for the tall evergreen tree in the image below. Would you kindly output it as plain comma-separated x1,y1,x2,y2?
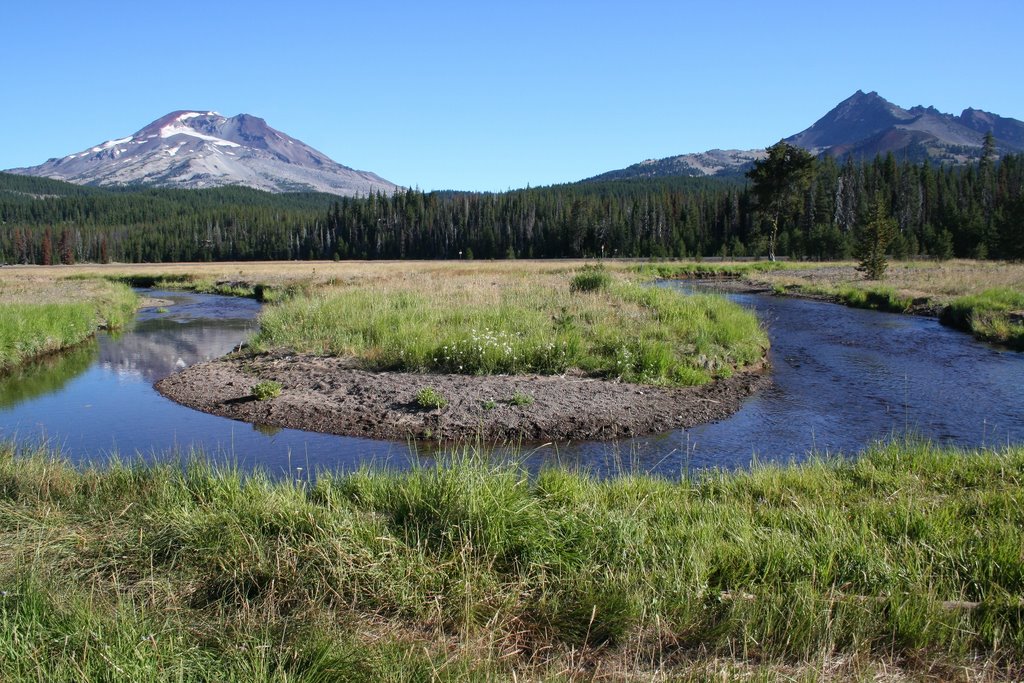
746,141,815,261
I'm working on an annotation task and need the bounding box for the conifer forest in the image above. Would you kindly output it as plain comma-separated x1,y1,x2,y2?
2,151,1022,264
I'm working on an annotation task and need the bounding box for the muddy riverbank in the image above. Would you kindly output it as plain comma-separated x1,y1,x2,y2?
156,353,770,442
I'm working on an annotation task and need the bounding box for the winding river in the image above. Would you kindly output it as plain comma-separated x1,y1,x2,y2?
0,285,1021,476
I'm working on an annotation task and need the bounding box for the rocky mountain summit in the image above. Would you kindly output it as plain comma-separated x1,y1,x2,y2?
7,111,398,196
785,90,1024,162
587,91,1024,181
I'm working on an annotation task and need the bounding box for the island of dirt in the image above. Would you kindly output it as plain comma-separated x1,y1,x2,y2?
156,353,770,442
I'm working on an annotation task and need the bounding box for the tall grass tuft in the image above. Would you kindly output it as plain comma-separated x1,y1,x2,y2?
569,264,612,292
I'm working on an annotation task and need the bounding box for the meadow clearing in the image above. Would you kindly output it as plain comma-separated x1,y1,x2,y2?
0,259,1022,679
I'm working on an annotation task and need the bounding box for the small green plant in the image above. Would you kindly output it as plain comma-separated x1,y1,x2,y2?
251,380,282,401
482,400,498,411
508,391,534,406
416,387,448,409
570,264,611,293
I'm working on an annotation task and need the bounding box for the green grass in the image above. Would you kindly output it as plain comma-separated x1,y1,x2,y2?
642,261,922,313
253,275,767,386
636,260,809,279
0,281,137,372
0,439,1021,679
780,283,916,313
942,288,1024,349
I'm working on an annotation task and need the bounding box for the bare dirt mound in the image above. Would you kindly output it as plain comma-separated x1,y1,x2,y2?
156,353,769,442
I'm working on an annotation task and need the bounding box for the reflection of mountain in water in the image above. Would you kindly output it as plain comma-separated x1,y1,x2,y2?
99,318,254,383
0,340,98,408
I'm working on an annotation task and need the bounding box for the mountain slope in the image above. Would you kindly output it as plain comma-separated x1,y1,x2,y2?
584,149,767,182
7,111,398,197
587,91,1024,181
785,90,917,151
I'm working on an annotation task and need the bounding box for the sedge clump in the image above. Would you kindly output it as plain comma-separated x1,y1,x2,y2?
570,264,611,293
508,391,534,406
416,387,448,409
251,380,282,401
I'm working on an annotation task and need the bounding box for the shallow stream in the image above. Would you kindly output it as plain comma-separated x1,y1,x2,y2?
0,285,1021,476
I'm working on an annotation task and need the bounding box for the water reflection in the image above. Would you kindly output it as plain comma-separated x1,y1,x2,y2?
0,340,98,408
99,317,255,383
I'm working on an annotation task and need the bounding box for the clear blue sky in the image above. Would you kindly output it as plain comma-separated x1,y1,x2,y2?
3,0,1022,191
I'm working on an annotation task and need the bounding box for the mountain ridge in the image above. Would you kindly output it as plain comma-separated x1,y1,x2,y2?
6,111,398,197
587,91,1024,182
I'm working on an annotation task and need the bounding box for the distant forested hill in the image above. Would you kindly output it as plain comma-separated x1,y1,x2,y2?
0,174,335,263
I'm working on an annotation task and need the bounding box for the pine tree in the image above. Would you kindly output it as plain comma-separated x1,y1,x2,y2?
855,193,897,279
746,141,815,260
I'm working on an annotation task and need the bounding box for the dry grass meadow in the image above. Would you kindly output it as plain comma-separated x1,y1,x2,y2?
4,257,1022,303
0,259,603,291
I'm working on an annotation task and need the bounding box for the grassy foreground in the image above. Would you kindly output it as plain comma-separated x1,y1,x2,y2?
0,277,137,371
1,440,1022,681
253,267,767,386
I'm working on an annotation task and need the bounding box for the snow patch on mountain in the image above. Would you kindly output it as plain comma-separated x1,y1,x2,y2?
158,123,240,147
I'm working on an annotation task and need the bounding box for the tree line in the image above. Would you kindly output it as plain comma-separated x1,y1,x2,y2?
1,149,1022,264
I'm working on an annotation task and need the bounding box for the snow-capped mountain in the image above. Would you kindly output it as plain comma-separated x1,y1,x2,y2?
7,111,398,196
